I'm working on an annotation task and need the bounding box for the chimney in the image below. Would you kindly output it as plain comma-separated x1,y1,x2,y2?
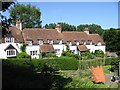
16,19,22,31
56,24,61,33
84,27,89,34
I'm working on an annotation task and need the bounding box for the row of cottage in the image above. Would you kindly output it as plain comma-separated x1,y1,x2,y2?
0,20,105,59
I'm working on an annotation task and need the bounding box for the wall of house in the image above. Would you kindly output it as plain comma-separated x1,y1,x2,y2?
0,43,22,59
26,45,39,59
69,45,78,54
94,45,106,54
53,44,65,57
86,45,95,53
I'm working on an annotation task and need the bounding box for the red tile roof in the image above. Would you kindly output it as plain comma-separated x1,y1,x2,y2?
40,44,54,52
77,45,89,51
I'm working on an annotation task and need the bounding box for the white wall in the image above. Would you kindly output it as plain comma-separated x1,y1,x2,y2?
0,43,22,59
69,45,78,54
53,44,65,57
26,45,39,59
86,45,94,53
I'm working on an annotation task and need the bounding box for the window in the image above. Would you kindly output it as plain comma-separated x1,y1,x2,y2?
5,37,14,43
55,49,60,55
30,51,37,56
70,50,75,54
58,39,62,44
90,40,93,45
48,39,53,44
27,40,32,45
97,42,102,46
6,49,16,56
39,40,43,45
68,41,72,45
83,41,86,45
75,41,79,45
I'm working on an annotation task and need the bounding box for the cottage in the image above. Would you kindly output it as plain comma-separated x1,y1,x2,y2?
0,20,105,59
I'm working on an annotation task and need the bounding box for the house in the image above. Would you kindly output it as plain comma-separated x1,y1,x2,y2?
0,20,105,59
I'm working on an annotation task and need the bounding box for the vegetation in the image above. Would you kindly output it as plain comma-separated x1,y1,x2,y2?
20,44,26,52
9,3,42,28
81,51,95,60
16,52,31,59
94,50,104,57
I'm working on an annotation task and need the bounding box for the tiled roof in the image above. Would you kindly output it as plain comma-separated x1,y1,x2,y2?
89,34,105,45
62,31,92,44
22,28,62,44
9,26,24,43
40,44,54,52
77,45,89,51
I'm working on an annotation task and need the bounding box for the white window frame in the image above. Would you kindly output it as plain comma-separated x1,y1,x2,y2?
5,37,14,43
48,39,53,44
75,41,79,45
55,49,60,55
97,42,102,46
39,40,43,45
58,39,62,44
27,40,32,45
6,49,16,57
30,51,37,56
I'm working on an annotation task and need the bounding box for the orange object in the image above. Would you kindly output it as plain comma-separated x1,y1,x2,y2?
92,66,106,83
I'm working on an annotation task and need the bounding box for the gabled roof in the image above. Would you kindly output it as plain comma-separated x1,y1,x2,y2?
77,45,89,51
4,44,16,51
22,28,62,44
40,44,54,52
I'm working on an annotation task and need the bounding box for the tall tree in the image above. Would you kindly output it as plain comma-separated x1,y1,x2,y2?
103,28,120,52
77,24,104,36
9,3,42,28
44,22,76,31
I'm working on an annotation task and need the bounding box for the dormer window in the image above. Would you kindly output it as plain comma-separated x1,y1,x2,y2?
57,39,62,44
5,37,14,43
39,40,43,45
90,40,93,45
83,40,86,45
27,40,32,45
48,39,53,44
97,42,102,46
68,41,72,45
75,41,79,45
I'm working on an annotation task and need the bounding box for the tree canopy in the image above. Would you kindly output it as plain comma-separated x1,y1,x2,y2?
77,24,104,36
44,22,76,31
9,3,42,28
103,28,120,53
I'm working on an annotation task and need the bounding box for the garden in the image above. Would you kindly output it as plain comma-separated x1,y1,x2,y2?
2,56,120,89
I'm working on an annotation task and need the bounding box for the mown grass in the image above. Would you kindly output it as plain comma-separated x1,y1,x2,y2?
103,65,111,74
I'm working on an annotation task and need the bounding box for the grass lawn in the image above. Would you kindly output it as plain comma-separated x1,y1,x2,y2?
103,65,111,74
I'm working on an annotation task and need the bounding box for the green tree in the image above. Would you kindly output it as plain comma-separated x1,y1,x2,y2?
77,24,104,36
44,22,76,31
9,3,42,28
94,50,104,57
20,44,26,52
103,28,120,52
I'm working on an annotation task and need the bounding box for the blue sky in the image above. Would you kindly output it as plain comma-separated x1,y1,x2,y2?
3,2,118,29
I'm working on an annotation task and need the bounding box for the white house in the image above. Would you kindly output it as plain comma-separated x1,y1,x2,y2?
0,20,105,59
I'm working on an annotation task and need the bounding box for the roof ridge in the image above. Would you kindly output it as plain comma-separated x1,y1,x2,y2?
23,28,56,30
62,31,85,33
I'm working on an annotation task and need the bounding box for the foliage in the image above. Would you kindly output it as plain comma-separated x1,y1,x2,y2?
16,52,31,59
103,65,111,74
9,3,42,28
44,22,76,31
81,51,95,60
46,53,58,57
103,28,120,52
77,24,104,36
20,44,26,52
94,50,104,57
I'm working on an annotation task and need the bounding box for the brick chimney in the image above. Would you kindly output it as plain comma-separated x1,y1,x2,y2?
56,24,62,33
16,19,22,31
84,27,89,34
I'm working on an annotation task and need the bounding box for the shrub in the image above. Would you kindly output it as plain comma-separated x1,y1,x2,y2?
81,52,95,60
46,53,58,57
20,44,26,52
16,52,31,59
94,50,104,57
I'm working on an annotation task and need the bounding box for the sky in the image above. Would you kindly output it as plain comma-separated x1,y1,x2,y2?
2,2,118,29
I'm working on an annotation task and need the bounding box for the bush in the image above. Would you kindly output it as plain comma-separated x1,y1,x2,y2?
46,53,58,57
94,50,104,57
81,52,95,60
16,52,31,59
